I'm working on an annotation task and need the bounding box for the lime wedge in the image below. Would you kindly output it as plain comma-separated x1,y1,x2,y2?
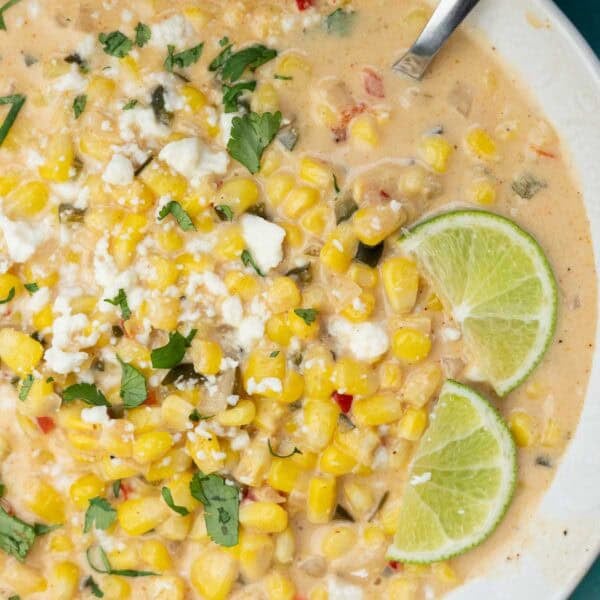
387,380,516,563
400,210,557,396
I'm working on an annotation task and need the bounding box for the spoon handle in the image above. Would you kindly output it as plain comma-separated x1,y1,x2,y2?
393,0,481,80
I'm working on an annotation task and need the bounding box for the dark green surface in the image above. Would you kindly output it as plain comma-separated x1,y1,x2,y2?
552,5,599,599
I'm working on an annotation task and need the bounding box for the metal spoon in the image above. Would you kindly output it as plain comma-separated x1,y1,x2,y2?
393,0,481,80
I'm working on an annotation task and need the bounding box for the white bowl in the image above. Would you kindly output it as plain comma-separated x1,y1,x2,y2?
446,1,600,598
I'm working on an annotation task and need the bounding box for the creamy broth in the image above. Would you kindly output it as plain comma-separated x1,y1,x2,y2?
0,1,595,599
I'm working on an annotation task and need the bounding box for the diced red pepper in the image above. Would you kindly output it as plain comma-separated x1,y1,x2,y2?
144,389,158,406
363,67,385,98
120,481,132,500
332,391,353,413
331,102,368,142
388,560,400,570
295,0,314,10
36,416,55,434
530,144,556,159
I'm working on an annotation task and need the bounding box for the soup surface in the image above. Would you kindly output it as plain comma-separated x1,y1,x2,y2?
0,1,596,599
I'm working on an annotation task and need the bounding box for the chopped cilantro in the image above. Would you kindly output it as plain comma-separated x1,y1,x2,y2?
294,308,318,325
189,409,211,422
164,43,204,72
112,480,121,498
117,357,147,408
73,94,87,119
123,99,138,110
84,576,104,598
241,249,264,277
98,31,133,58
0,286,15,304
64,53,89,73
219,44,278,82
269,351,280,358
267,439,302,458
86,545,157,577
0,0,22,31
0,506,36,561
135,22,151,47
104,288,131,320
274,74,293,80
214,204,234,221
0,93,26,147
161,487,190,516
222,80,256,113
158,200,196,231
84,497,117,534
227,111,281,173
18,374,34,401
333,173,340,193
151,330,197,369
63,383,110,407
24,282,39,294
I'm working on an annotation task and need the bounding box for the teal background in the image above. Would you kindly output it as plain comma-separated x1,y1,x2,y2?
553,3,599,598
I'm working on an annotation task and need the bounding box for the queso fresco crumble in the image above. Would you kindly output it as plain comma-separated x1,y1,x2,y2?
0,0,596,599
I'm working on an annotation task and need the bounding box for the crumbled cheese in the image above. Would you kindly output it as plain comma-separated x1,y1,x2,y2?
150,14,195,48
53,65,88,93
231,431,250,450
81,406,111,424
246,377,283,395
327,578,364,600
240,214,286,273
102,154,134,186
44,347,88,374
0,215,49,263
76,34,96,59
119,106,170,142
237,315,265,351
158,137,229,184
221,295,243,327
328,318,390,363
220,111,237,145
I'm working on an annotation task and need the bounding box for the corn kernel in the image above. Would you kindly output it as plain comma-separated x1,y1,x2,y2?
267,458,303,493
239,530,274,581
287,308,319,340
277,53,311,78
0,328,44,375
266,172,295,206
319,444,356,475
349,114,379,146
398,407,428,441
348,262,378,288
140,539,173,571
469,178,497,205
39,134,74,182
69,473,105,510
157,512,193,541
307,475,336,524
217,177,260,216
304,348,335,399
303,400,340,452
49,533,74,553
26,481,65,524
392,328,432,363
215,225,245,261
252,82,279,113
322,525,357,559
320,223,357,273
341,291,375,322
49,561,79,600
353,393,403,426
353,204,406,247
283,185,320,219
266,313,294,346
140,163,187,201
240,501,288,533
117,496,169,536
186,432,224,474
191,338,223,376
145,296,180,331
191,549,239,600
333,357,377,395
133,431,174,464
181,85,208,111
402,363,442,407
432,561,459,584
466,127,497,159
398,164,428,197
266,276,301,314
265,570,296,600
233,437,272,487
300,156,333,189
418,135,453,173
144,255,179,290
386,576,419,598
224,270,260,301
382,257,419,313
344,480,374,517
102,576,131,600
244,348,286,398
277,369,305,404
161,395,195,431
509,411,536,447
217,399,256,427
5,180,49,218
275,527,296,564
2,561,47,595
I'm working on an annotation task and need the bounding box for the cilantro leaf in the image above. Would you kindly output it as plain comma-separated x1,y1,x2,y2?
0,506,36,561
84,576,104,598
135,22,151,47
219,44,277,83
87,545,157,577
73,94,87,119
123,99,138,110
189,408,211,422
325,8,357,36
0,94,26,147
151,330,196,369
0,0,22,31
18,374,34,401
24,282,38,294
241,249,264,277
158,200,196,231
209,43,233,73
0,286,15,304
161,487,190,516
84,497,116,534
63,383,110,407
190,471,239,547
269,351,280,358
222,80,256,113
117,357,147,408
32,523,61,536
214,204,234,221
294,308,318,325
227,111,281,174
104,288,131,320
98,31,133,58
112,480,121,498
164,43,204,72
267,439,302,458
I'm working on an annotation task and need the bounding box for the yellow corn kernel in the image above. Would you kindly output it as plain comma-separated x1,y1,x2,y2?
382,257,419,313
116,337,151,370
49,533,74,552
277,53,311,78
300,156,333,189
233,437,272,487
2,560,47,595
163,472,199,514
303,347,335,398
127,406,162,434
102,576,131,600
133,432,174,464
542,418,561,447
418,135,453,173
181,85,207,111
398,407,428,441
307,475,336,524
215,225,245,261
287,307,319,340
106,545,139,571
17,376,58,418
341,291,375,322
350,113,379,146
509,411,536,447
275,527,295,565
87,76,116,104
353,393,403,426
260,148,282,176
466,127,497,159
240,501,288,533
186,431,224,474
223,270,260,301
333,357,377,395
144,255,179,291
402,363,442,407
252,82,279,113
140,539,173,571
160,395,194,431
120,179,155,213
267,457,304,493
386,576,419,598
117,496,169,536
380,496,402,535
33,304,53,331
352,204,406,246
264,278,300,315
26,481,65,524
145,296,180,331
432,561,459,584
244,347,286,395
392,328,432,363
217,399,256,427
0,328,44,376
190,338,223,376
177,252,214,277
266,313,294,346
319,444,357,475
265,570,296,600
304,400,340,452
322,525,357,559
101,457,140,480
363,523,386,546
39,134,74,182
78,128,120,161
277,369,305,404
180,190,211,219
156,512,193,541
239,530,275,581
320,223,358,273
217,177,260,216
344,480,375,517
469,178,497,205
266,172,295,206
282,185,320,219
398,164,428,198
49,561,79,600
69,473,105,510
140,163,188,201
348,263,378,289
0,171,19,195
150,576,185,600
379,360,403,390
5,180,49,218
281,222,304,249
191,548,239,600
